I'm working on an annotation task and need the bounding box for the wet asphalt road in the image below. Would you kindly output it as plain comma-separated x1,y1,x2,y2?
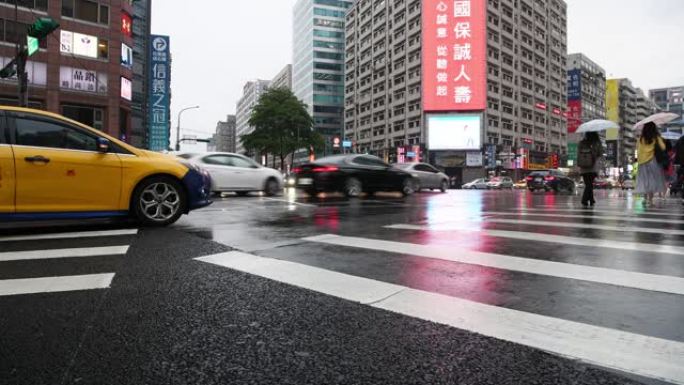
1,189,683,385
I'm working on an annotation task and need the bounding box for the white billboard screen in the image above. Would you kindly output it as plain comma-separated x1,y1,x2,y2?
427,114,482,151
121,77,132,100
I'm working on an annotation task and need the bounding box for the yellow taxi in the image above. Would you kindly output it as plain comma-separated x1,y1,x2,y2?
0,106,212,226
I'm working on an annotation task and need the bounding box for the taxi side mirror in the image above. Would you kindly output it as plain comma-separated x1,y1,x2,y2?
97,137,110,153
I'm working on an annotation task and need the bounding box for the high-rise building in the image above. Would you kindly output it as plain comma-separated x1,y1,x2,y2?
271,64,293,90
293,0,353,154
344,0,568,184
605,78,659,168
214,115,237,153
650,86,684,120
0,0,139,141
566,53,606,137
235,79,270,154
130,0,152,148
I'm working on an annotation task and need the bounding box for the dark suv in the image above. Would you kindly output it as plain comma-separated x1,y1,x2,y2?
526,170,575,193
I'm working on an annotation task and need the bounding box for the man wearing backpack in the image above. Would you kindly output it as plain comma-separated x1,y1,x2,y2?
577,132,605,207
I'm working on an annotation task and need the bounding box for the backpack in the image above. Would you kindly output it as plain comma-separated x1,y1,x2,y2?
577,143,596,169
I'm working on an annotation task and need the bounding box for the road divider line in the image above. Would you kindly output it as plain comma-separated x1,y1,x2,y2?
196,251,684,385
485,218,684,236
0,246,130,262
303,234,684,296
483,211,684,225
520,207,684,218
0,229,138,242
385,224,684,255
0,273,116,296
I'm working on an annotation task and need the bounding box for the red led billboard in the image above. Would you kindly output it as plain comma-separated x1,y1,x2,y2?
422,0,487,112
567,99,582,134
122,12,133,38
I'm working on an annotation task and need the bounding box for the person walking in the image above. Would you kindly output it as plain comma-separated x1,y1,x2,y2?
674,134,684,204
577,132,604,207
635,122,667,206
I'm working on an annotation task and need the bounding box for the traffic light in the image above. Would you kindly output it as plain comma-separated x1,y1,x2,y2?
0,63,16,79
27,17,60,40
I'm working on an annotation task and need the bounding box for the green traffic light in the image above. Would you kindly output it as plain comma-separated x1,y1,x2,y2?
27,36,39,56
27,17,59,39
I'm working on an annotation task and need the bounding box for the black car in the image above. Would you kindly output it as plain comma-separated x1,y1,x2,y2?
526,170,575,193
293,154,416,197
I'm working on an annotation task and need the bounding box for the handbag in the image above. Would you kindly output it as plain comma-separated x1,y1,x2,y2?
654,138,670,170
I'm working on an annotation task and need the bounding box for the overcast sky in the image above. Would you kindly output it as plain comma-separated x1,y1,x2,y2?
151,0,684,147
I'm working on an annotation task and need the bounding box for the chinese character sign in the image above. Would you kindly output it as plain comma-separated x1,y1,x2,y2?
567,69,581,101
567,99,582,134
423,0,486,112
148,35,171,151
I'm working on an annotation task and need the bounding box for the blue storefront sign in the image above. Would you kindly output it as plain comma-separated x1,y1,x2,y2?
567,69,581,101
148,35,171,151
486,144,497,169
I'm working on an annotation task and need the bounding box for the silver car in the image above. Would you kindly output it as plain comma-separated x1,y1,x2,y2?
462,178,489,190
177,152,283,196
392,162,449,192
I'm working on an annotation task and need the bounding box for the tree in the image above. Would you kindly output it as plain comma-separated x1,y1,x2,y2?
240,87,323,170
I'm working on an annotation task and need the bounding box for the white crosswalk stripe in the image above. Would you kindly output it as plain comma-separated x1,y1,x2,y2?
385,224,684,255
483,211,684,225
485,218,684,235
196,251,684,385
511,207,684,218
304,234,684,296
0,229,136,297
0,229,138,242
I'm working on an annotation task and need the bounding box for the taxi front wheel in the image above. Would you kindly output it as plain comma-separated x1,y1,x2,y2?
132,176,187,226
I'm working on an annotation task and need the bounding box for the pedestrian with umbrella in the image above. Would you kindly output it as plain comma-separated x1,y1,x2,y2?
576,120,611,207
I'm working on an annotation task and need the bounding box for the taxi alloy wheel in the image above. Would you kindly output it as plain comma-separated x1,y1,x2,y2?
133,176,186,226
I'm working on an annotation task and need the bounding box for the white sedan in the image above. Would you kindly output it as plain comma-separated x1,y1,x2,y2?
177,152,283,196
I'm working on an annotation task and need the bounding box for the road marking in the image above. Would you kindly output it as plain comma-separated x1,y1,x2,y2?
196,251,684,385
385,224,684,255
0,246,129,262
512,208,684,218
483,211,684,225
0,229,138,242
196,251,405,304
0,273,115,296
261,198,318,207
304,234,684,296
485,218,684,236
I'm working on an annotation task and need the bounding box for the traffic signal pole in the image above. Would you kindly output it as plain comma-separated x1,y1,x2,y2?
13,0,28,107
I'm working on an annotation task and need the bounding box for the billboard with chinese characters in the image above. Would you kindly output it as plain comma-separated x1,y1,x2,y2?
122,12,133,38
148,35,171,151
422,0,486,112
606,79,620,141
567,99,582,133
59,66,107,94
567,69,581,101
427,114,482,151
60,31,99,59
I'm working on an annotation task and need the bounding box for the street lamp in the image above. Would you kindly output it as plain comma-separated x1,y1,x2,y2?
175,105,200,151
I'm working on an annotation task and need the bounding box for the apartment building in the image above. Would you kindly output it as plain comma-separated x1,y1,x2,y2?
235,79,270,154
344,0,568,183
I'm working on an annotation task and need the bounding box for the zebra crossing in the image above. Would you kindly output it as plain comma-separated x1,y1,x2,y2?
197,203,684,385
0,229,137,297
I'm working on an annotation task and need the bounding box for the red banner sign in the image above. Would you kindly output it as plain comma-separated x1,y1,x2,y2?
122,12,133,38
422,0,486,112
567,99,582,134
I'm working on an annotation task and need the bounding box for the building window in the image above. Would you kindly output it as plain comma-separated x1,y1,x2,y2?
62,0,110,26
0,19,47,48
0,0,47,11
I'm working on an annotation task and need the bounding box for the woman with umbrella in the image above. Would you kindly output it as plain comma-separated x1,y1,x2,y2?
635,122,667,206
576,120,611,206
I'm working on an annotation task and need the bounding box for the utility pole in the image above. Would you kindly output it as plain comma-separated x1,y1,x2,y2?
175,106,200,151
14,0,28,107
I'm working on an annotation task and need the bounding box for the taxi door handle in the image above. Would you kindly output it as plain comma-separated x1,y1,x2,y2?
25,156,50,164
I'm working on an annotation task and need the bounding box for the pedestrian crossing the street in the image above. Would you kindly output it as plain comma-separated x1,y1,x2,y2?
197,204,684,385
0,229,136,297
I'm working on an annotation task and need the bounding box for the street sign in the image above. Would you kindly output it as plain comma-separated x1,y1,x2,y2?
182,135,197,145
27,36,39,56
333,137,341,148
342,140,352,148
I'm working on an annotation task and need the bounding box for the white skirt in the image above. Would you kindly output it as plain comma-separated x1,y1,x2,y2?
636,159,667,194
